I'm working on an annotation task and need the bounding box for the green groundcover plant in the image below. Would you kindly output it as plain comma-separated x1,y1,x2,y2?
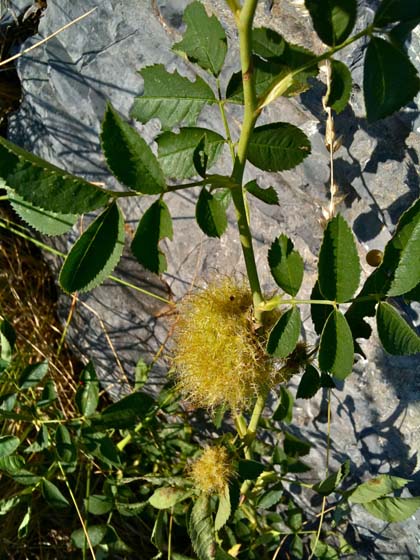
1,0,420,557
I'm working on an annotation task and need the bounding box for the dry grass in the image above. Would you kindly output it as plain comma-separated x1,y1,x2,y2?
0,206,79,414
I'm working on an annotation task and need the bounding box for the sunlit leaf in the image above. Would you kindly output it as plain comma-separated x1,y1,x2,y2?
267,307,301,358
376,302,420,355
131,64,216,130
305,0,357,46
268,234,304,296
196,187,228,238
60,202,124,293
319,309,354,379
172,1,227,76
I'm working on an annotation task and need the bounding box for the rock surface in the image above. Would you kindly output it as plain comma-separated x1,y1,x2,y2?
6,0,420,557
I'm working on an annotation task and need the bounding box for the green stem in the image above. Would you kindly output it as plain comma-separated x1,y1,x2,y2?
230,0,263,322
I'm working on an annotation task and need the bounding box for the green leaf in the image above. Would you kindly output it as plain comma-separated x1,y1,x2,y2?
248,123,311,172
0,137,109,214
134,358,150,391
18,505,31,539
362,496,420,522
152,510,166,554
296,364,321,399
214,484,231,532
157,128,225,179
324,60,352,114
257,487,283,509
149,487,191,509
71,525,108,548
172,1,227,76
25,425,50,453
319,310,354,379
189,494,216,560
374,0,420,26
115,500,147,517
288,502,303,532
346,199,420,342
304,0,357,46
75,362,99,416
85,495,113,516
8,188,77,236
283,431,311,457
313,460,350,496
55,425,76,465
376,302,420,355
0,436,20,458
196,187,228,238
252,27,287,59
273,386,294,423
348,474,409,504
131,64,216,130
131,199,173,274
41,479,70,509
228,37,318,104
311,540,339,560
0,496,21,517
290,535,304,559
238,460,265,481
0,319,15,368
91,391,155,430
387,198,420,296
267,307,301,358
318,214,360,302
310,281,332,335
268,234,304,296
244,180,278,205
59,202,124,293
101,103,166,194
37,380,57,408
364,37,420,122
19,360,49,389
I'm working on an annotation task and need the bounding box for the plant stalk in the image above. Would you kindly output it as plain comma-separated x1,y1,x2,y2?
230,0,263,322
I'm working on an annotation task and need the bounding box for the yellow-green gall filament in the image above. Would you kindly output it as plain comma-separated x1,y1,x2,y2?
190,446,232,495
173,279,274,411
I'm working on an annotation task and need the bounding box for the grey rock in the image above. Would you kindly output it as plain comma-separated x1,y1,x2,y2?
7,1,420,557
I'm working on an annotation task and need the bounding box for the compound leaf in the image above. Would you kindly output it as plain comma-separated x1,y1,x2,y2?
131,199,173,274
319,309,354,379
189,494,216,560
131,64,216,130
305,0,357,46
196,188,227,238
376,302,420,355
157,128,225,179
60,202,124,293
363,496,420,522
268,234,304,296
273,386,294,423
374,0,420,26
248,123,311,172
172,1,227,76
267,307,301,358
101,103,166,194
0,137,109,214
364,37,420,122
324,59,352,114
318,214,360,303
